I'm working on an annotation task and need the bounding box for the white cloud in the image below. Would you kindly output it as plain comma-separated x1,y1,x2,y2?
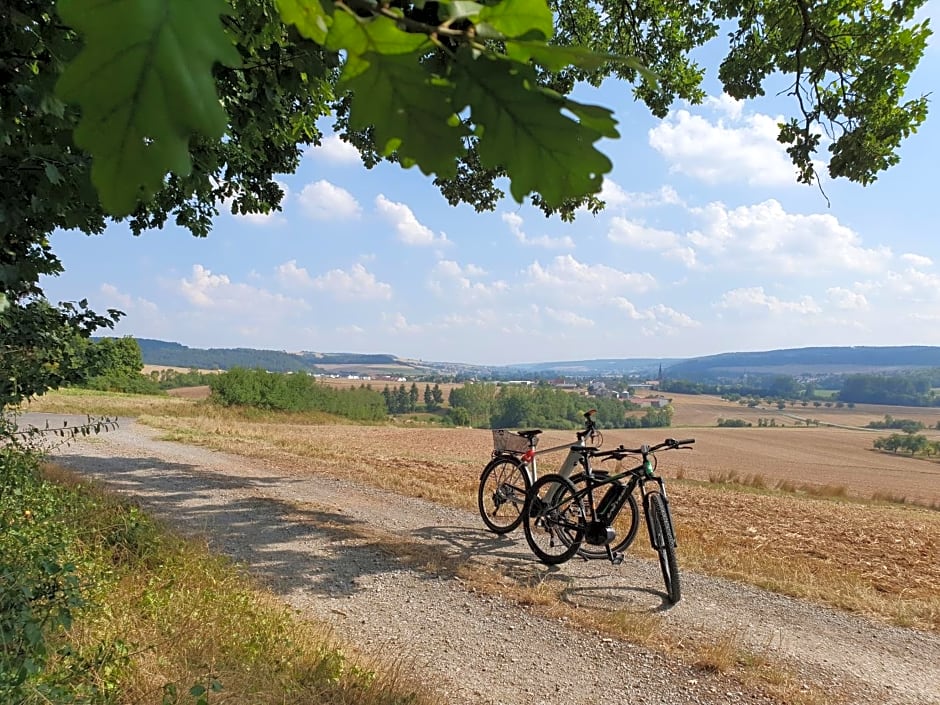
543,307,595,327
826,287,869,310
307,135,361,165
298,180,361,220
276,260,314,288
648,102,800,186
599,181,683,210
178,265,309,312
383,312,422,333
309,263,393,300
429,260,506,301
610,298,699,335
704,93,745,121
716,287,822,315
880,267,940,303
502,212,575,249
524,255,656,297
607,217,697,267
375,195,447,246
687,199,889,275
99,283,160,315
901,253,933,268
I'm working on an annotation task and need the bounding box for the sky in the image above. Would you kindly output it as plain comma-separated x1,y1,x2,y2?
41,9,940,367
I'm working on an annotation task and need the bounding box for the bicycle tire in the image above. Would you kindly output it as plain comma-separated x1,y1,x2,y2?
646,491,681,604
478,455,530,534
523,473,585,565
568,473,639,560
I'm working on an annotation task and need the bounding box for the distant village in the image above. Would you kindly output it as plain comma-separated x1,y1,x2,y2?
313,372,672,408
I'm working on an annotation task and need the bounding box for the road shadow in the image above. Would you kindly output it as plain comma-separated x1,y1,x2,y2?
52,453,427,599
52,452,674,613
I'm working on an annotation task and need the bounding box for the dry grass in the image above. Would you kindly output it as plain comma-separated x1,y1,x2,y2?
28,390,940,636
42,466,439,705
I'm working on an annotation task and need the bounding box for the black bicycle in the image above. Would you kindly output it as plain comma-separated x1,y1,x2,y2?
522,438,693,604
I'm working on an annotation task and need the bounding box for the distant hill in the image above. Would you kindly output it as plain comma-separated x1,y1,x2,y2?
663,346,940,381
134,339,435,376
130,339,940,381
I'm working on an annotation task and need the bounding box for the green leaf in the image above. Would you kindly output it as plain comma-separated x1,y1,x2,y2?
555,97,619,139
342,52,468,177
276,0,333,45
439,1,485,22
55,0,241,216
506,41,659,85
454,52,613,205
327,11,431,80
478,0,553,40
43,162,63,185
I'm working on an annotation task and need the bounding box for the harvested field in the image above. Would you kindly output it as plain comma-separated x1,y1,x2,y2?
669,392,940,431
141,417,940,630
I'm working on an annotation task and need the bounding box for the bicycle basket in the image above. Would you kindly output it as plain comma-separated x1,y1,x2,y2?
492,429,533,454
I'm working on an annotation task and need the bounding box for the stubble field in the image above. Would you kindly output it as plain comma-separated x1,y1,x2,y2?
26,388,940,630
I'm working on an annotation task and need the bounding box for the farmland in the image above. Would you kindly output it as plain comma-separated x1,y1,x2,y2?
23,387,940,631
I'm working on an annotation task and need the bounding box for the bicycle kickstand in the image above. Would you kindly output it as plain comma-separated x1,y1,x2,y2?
606,546,624,566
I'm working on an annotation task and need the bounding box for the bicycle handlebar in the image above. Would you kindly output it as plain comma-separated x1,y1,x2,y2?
591,437,695,460
576,409,598,440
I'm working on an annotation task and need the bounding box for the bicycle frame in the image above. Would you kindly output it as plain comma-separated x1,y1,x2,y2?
492,409,602,486
540,441,689,559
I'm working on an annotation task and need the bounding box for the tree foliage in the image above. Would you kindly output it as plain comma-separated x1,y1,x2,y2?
1,0,932,409
447,381,650,429
209,367,387,420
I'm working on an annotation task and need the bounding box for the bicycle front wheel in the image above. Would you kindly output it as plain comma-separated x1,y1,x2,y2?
478,456,530,534
646,491,681,604
569,474,640,560
523,474,585,565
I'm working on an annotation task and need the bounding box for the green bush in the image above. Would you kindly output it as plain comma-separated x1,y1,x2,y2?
717,418,752,428
209,368,386,421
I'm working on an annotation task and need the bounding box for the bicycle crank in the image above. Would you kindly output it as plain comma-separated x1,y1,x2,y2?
584,521,616,546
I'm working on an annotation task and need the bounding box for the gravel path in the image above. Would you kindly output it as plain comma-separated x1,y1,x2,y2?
31,415,940,705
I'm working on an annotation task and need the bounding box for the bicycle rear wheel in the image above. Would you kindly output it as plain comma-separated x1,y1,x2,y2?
646,491,681,604
569,474,639,560
478,456,530,534
523,474,585,565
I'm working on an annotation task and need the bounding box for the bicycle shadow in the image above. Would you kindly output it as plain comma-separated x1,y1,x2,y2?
558,583,676,613
412,523,678,613
408,524,588,594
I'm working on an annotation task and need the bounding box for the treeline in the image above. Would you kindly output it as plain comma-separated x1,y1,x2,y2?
382,383,444,413
210,368,386,421
664,370,940,408
840,373,938,406
446,382,672,429
148,367,220,389
866,414,928,433
873,433,940,457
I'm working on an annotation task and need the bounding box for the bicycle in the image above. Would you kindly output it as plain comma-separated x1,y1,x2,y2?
478,410,600,534
521,437,694,604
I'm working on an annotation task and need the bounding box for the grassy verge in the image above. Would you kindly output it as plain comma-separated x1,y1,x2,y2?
0,444,436,705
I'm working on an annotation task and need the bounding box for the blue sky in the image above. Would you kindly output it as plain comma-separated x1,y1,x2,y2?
42,11,939,366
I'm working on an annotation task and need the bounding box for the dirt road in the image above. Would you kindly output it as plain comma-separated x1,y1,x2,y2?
32,414,940,705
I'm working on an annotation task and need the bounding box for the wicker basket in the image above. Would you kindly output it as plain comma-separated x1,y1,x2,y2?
492,429,534,454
